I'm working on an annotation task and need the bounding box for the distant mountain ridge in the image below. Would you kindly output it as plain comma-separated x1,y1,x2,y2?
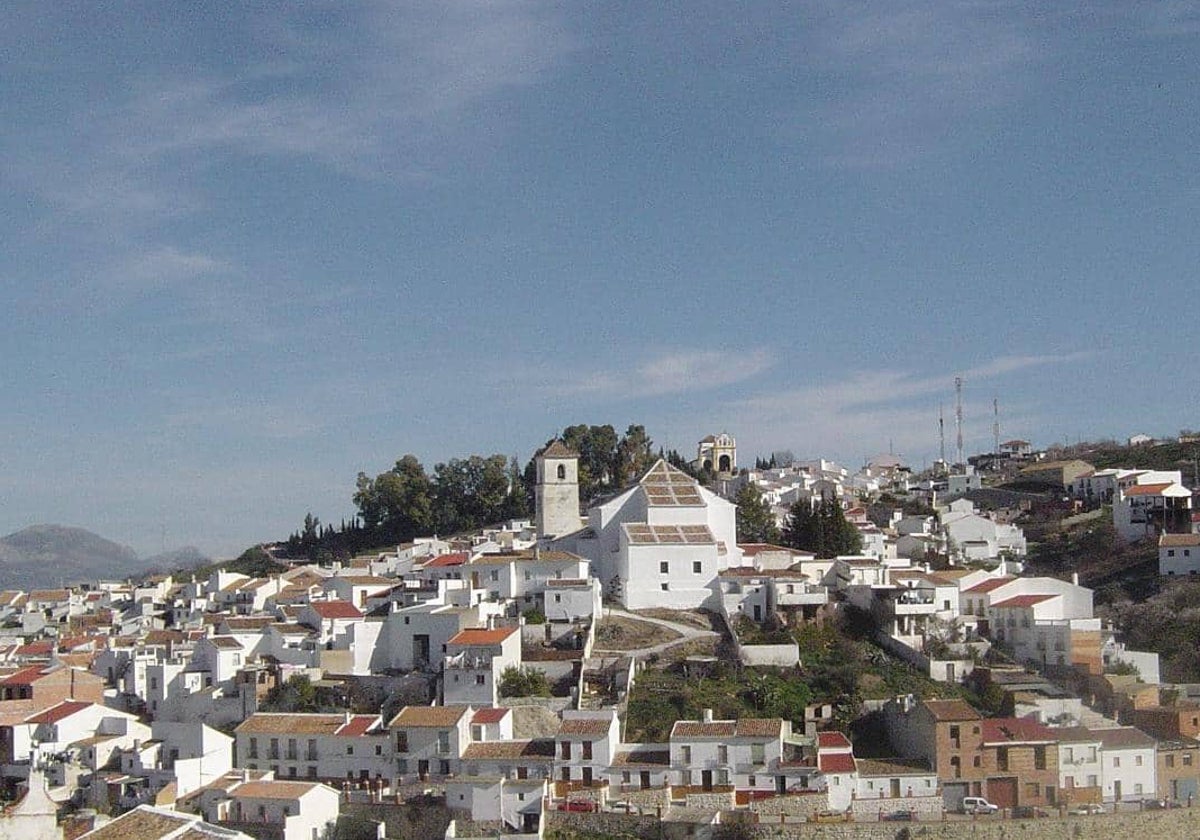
0,524,207,589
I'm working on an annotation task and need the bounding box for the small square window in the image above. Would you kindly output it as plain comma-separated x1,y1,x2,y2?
659,561,669,574
661,583,669,591
692,561,702,574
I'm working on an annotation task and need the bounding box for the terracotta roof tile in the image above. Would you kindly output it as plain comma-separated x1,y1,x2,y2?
448,627,518,646
389,705,471,728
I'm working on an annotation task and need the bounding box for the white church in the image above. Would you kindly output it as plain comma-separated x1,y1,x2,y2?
535,442,743,610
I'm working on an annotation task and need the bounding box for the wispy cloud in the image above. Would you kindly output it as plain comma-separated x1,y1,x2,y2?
730,352,1089,460
555,348,773,400
791,0,1040,168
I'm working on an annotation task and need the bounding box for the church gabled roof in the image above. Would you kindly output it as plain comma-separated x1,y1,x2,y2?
537,440,578,460
639,459,705,506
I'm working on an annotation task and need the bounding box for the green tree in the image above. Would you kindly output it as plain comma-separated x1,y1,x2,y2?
499,666,551,698
735,484,781,544
354,454,433,544
229,545,287,577
784,497,861,558
616,424,654,485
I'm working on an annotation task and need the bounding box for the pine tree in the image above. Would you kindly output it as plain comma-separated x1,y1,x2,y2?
735,484,780,544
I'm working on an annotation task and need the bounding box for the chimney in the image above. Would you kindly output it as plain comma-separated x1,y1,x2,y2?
345,711,351,727
702,709,713,724
242,768,250,782
1072,572,1079,586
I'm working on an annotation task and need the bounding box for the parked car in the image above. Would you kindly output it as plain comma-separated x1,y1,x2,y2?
557,800,596,812
1142,798,1181,810
880,810,915,821
961,797,999,815
1069,803,1104,815
1012,806,1049,818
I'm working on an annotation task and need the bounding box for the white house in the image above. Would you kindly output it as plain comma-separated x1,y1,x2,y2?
556,709,620,786
443,626,522,707
390,705,474,782
200,778,340,840
1159,533,1200,577
1097,727,1157,803
560,460,742,610
1057,727,1103,801
235,712,390,785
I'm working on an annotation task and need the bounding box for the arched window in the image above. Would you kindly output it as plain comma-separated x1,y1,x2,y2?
556,464,566,480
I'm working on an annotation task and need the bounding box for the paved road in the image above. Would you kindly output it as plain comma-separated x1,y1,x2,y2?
593,608,720,656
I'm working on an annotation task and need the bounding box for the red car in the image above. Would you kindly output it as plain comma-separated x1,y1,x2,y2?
557,800,596,812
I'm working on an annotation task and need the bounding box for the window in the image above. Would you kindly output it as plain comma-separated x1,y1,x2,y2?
1184,753,1193,767
554,594,561,603
561,741,572,760
1034,746,1047,770
308,766,317,779
375,744,382,756
249,738,259,759
1167,754,1176,768
1088,747,1097,762
396,733,408,751
347,745,353,755
1064,747,1073,763
475,675,485,685
524,571,531,580
1026,783,1039,797
1135,784,1144,795
717,745,728,764
1136,755,1143,767
949,725,960,747
660,562,669,574
582,741,593,760
997,747,1009,771
490,571,499,582
973,756,981,768
750,743,764,764
661,584,669,591
1113,756,1120,767
1088,775,1098,787
693,561,702,574
681,746,691,764
557,464,566,480
437,731,450,755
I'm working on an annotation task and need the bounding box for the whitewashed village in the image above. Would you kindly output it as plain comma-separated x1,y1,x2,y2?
4,429,1200,840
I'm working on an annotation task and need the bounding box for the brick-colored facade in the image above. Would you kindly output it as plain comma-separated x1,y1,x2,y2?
1131,705,1200,741
1157,739,1200,802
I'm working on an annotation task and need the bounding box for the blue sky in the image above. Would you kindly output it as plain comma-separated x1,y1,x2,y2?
3,2,1199,557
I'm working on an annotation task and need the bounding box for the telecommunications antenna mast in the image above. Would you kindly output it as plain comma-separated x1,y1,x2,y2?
939,404,946,465
993,398,1000,457
954,376,964,469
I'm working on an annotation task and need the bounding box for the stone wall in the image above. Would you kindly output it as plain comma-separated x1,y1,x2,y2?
750,791,828,819
747,807,1200,840
848,795,943,821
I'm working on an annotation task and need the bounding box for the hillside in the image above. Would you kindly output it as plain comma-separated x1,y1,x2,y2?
0,525,198,589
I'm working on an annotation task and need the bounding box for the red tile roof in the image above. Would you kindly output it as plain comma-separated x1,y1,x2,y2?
819,753,856,773
26,700,91,724
991,594,1058,609
308,601,364,619
472,708,510,725
425,552,469,568
1125,483,1173,496
964,577,1016,594
336,715,380,737
980,718,1057,744
448,627,518,646
817,732,852,749
0,665,48,685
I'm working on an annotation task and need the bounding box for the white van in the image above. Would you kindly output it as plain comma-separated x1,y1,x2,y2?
962,797,999,814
